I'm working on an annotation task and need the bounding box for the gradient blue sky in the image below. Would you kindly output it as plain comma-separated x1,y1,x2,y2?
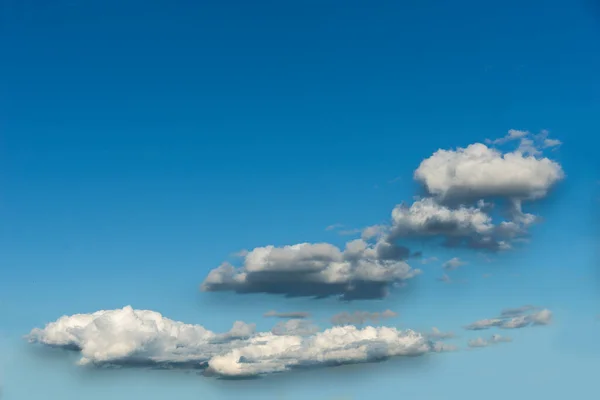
1,0,599,399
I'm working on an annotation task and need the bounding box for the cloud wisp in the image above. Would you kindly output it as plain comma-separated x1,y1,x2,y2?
27,306,453,378
465,307,552,331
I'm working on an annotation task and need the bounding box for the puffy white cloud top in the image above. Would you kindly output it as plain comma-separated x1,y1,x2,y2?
27,306,437,377
414,143,564,202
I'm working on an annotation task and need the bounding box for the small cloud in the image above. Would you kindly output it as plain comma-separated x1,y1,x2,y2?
482,273,492,278
388,176,403,184
465,307,553,331
468,334,511,348
264,310,311,319
325,223,344,231
442,257,467,271
437,274,452,283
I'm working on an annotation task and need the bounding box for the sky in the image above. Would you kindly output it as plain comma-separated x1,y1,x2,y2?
1,0,600,399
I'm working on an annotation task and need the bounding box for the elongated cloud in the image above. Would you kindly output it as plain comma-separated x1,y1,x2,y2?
27,306,441,378
201,240,420,300
465,307,552,331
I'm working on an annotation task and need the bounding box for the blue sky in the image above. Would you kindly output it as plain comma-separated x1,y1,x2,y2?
1,0,599,399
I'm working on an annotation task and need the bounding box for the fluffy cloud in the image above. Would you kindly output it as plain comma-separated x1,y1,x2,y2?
201,240,420,300
263,310,311,319
414,136,564,203
27,306,440,378
465,307,552,331
442,257,466,271
330,310,397,326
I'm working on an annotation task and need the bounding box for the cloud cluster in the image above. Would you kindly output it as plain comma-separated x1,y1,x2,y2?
27,306,444,378
200,129,564,299
465,307,552,331
201,240,420,300
330,310,397,326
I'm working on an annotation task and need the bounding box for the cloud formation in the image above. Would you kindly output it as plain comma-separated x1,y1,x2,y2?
465,307,552,331
415,135,564,203
201,240,420,300
330,310,397,326
27,306,443,378
201,129,564,299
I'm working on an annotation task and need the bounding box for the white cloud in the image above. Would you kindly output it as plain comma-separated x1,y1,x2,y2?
442,257,466,270
391,198,494,238
414,142,564,202
27,306,437,378
201,239,420,300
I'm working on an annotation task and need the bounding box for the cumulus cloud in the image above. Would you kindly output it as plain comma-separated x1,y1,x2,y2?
201,240,420,300
465,307,552,331
263,310,311,319
414,137,564,203
388,198,517,251
425,327,455,340
330,310,397,326
27,307,441,378
442,257,466,270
